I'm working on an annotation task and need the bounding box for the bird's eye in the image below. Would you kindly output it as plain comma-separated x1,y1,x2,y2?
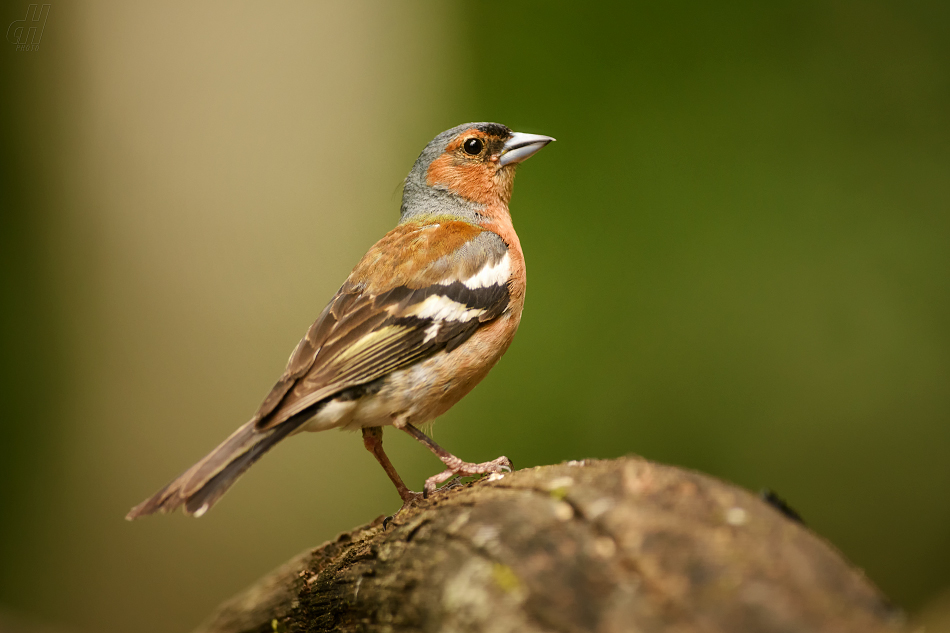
462,138,483,155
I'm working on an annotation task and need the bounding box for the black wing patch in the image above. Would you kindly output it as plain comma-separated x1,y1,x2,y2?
254,230,512,430
255,278,510,429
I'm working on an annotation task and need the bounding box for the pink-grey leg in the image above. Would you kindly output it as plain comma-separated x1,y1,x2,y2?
400,423,512,495
361,427,422,504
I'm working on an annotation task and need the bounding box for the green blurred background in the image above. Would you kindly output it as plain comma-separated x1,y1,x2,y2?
2,1,948,631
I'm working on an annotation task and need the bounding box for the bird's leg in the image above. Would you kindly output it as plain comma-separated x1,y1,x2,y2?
361,427,421,505
400,423,512,495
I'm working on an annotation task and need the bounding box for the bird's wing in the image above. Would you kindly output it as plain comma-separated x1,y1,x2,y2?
254,219,511,430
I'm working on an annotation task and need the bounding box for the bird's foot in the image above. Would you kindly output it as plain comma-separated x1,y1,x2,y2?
398,489,426,507
424,455,513,496
382,489,426,529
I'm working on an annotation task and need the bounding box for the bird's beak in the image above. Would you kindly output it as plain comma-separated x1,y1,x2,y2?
499,132,556,166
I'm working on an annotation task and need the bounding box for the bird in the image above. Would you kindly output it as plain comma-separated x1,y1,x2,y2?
126,122,554,519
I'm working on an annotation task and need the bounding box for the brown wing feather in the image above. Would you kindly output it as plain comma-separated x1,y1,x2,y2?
253,220,509,431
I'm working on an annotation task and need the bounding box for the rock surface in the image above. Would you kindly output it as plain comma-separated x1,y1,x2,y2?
194,457,903,633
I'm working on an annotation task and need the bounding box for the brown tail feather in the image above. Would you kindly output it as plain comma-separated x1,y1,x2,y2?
125,414,308,520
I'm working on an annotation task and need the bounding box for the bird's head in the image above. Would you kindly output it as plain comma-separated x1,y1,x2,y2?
401,122,554,222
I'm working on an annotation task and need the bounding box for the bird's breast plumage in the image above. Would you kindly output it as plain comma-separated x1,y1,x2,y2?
254,217,523,431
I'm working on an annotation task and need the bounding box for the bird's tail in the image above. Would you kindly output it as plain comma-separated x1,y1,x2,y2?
125,414,308,520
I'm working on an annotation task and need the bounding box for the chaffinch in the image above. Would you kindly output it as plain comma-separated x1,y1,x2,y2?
127,122,554,519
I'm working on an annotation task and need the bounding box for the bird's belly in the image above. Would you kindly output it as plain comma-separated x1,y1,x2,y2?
300,313,520,434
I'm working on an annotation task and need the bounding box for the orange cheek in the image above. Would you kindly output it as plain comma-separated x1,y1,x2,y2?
425,153,455,188
426,154,498,206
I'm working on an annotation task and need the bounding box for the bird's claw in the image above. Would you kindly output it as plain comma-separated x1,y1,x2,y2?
423,455,514,496
382,489,425,527
494,457,513,473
